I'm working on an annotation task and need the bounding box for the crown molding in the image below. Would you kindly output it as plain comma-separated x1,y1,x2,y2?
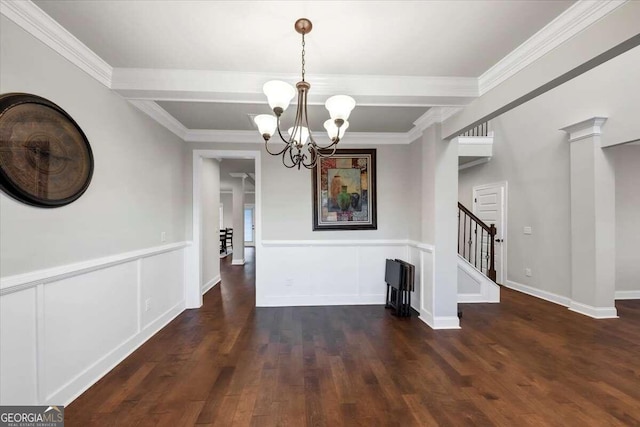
0,0,113,87
560,117,607,142
128,100,188,140
478,0,628,95
184,129,411,145
406,107,463,141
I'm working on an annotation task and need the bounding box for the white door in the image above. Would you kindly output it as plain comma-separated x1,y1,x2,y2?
473,182,507,284
244,205,255,247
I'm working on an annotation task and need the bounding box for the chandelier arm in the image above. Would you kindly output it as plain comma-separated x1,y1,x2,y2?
281,147,297,169
312,138,340,152
301,145,318,169
264,139,289,156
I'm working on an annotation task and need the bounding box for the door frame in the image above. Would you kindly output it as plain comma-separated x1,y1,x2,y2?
187,149,262,309
472,181,508,284
244,203,255,247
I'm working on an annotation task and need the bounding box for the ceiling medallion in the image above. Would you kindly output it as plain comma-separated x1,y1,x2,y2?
253,18,356,170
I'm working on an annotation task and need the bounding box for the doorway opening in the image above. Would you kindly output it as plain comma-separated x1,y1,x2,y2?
187,150,261,309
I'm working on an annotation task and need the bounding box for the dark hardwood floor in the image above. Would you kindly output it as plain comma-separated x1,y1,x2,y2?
66,249,640,426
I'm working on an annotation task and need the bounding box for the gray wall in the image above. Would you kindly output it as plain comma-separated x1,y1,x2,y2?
611,144,640,292
459,46,640,297
186,142,412,241
220,192,254,230
0,16,186,277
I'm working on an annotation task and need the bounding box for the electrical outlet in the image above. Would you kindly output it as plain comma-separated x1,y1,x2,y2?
523,226,532,235
285,278,293,287
160,232,167,242
525,268,532,277
145,298,151,312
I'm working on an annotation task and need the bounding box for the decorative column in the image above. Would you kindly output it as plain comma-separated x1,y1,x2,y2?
231,176,245,265
419,122,460,329
561,117,617,318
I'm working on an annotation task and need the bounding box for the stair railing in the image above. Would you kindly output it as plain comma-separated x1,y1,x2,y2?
458,202,496,282
460,122,489,137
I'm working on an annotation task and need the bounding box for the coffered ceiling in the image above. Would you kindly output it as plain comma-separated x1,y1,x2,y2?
24,0,577,138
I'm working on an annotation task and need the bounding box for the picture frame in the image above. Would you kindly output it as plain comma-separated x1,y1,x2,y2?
312,148,377,231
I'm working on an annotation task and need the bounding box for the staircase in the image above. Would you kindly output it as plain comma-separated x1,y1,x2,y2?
457,202,500,303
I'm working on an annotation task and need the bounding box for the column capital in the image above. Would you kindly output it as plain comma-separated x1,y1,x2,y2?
560,117,607,143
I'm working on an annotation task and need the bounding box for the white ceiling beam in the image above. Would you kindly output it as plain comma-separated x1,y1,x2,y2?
111,68,478,107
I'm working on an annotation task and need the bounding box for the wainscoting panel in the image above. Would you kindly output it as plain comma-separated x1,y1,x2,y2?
43,261,139,402
0,242,188,406
140,249,184,329
0,288,38,405
258,240,410,307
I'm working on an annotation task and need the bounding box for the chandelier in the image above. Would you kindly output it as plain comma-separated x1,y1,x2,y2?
253,18,356,170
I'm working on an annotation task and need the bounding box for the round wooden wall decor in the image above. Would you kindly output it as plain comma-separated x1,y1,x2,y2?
0,93,94,208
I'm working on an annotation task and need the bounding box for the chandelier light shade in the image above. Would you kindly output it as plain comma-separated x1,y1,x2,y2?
254,18,356,169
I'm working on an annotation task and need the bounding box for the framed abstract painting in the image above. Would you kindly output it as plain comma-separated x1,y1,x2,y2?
312,148,377,231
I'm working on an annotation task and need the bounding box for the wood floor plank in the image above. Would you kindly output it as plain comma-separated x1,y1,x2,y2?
65,249,640,426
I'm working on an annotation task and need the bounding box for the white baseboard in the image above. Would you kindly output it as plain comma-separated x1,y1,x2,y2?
504,280,571,307
505,280,620,319
201,275,221,295
568,301,618,319
49,300,185,405
231,259,245,266
615,290,640,300
418,309,460,330
258,294,385,307
458,293,491,303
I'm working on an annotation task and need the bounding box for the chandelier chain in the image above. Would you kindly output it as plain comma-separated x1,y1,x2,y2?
301,32,306,82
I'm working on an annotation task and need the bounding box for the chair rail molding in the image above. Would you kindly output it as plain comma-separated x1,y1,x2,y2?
0,241,190,296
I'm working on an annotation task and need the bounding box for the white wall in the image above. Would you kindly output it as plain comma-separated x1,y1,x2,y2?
458,46,640,300
611,144,640,294
0,17,187,405
201,159,220,292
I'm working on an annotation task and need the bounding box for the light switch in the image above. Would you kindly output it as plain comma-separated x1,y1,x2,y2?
523,226,532,235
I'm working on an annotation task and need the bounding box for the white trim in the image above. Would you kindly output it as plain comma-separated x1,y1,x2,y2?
111,68,478,104
478,0,628,95
418,309,460,330
504,280,572,307
472,181,508,285
261,239,411,248
568,301,618,319
201,275,221,295
0,0,113,87
0,242,189,296
615,290,640,300
231,259,245,266
459,158,491,171
407,107,463,142
259,294,385,307
407,240,435,252
128,100,187,139
457,255,500,303
458,293,490,303
48,300,185,406
184,129,412,145
560,117,608,142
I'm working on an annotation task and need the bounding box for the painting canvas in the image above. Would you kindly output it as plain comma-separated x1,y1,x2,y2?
312,149,377,230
